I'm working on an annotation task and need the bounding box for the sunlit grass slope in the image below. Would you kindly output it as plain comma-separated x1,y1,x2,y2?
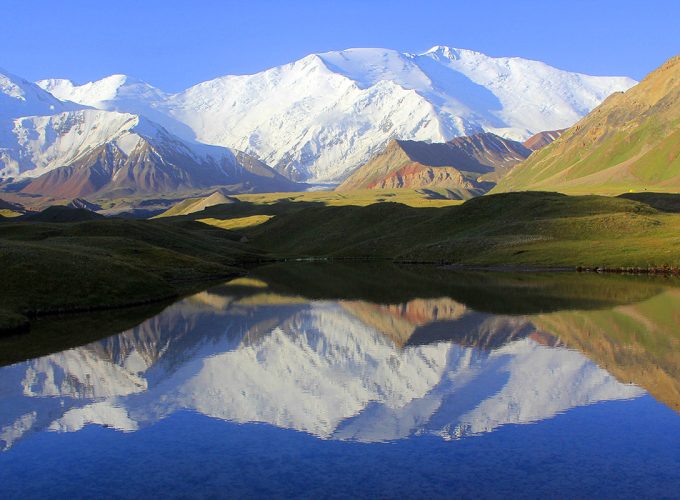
157,188,462,218
494,56,680,195
197,215,274,231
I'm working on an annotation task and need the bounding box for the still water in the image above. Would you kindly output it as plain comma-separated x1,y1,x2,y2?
1,264,680,498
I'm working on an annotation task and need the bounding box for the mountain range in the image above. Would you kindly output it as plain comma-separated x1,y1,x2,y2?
0,70,297,198
33,46,634,185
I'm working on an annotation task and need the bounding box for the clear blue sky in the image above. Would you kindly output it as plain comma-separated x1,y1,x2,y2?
3,0,679,91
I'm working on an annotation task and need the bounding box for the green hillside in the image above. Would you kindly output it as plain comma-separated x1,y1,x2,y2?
494,55,680,195
175,191,680,268
0,216,259,333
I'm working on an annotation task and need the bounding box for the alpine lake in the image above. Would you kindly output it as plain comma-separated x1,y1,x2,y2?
1,262,679,498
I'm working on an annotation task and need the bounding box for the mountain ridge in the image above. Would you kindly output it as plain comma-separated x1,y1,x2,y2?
337,131,561,196
36,46,635,183
493,55,680,194
0,73,298,197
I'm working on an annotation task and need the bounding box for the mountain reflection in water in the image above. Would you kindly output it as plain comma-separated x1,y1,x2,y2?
7,263,679,452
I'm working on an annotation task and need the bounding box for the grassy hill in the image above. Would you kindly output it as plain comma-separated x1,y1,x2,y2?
494,55,680,195
155,189,240,217
0,216,261,333
173,191,680,268
24,205,105,222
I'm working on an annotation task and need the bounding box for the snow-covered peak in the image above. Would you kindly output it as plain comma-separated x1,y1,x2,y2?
316,48,431,89
37,74,166,109
0,68,80,120
423,45,465,60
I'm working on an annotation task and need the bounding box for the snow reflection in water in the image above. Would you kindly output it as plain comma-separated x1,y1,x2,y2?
0,285,647,452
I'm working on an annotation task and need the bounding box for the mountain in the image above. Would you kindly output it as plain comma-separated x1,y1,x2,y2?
37,74,194,139
37,47,636,183
0,68,80,120
15,111,297,198
494,55,680,195
0,105,297,198
523,129,566,151
0,69,82,181
337,132,537,196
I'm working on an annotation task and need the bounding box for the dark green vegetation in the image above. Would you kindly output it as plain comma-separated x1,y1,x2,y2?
175,190,680,267
619,192,680,213
0,207,263,332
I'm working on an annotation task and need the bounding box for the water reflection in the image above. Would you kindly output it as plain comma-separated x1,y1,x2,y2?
6,266,674,451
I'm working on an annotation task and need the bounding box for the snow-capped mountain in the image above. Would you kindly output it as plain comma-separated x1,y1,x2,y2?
0,290,643,450
0,70,296,196
38,47,637,182
0,68,80,120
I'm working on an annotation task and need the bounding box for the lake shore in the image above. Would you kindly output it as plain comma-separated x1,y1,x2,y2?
4,191,680,334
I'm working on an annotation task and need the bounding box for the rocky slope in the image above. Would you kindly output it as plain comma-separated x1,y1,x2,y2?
37,47,635,183
494,55,680,195
523,129,566,150
337,132,550,196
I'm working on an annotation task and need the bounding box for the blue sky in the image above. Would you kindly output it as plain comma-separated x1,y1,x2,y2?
3,0,679,91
